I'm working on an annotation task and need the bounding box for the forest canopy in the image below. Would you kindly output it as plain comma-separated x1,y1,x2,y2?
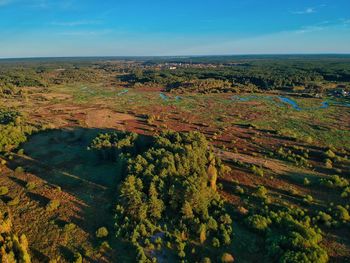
91,131,233,261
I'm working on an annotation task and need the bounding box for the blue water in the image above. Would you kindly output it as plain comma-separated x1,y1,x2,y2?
278,97,302,111
320,101,329,109
230,95,345,111
160,93,169,101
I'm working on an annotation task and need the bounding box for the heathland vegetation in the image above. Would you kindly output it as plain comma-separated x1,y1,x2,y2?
0,56,349,262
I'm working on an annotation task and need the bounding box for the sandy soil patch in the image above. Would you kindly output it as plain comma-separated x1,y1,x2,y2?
85,108,137,128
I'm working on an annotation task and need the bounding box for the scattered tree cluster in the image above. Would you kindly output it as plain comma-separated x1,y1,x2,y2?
246,207,328,263
0,210,31,262
0,109,33,152
91,131,233,261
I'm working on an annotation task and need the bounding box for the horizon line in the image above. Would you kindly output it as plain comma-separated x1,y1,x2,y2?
1,53,350,61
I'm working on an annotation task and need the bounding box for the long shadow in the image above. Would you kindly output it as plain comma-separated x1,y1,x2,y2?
7,127,150,261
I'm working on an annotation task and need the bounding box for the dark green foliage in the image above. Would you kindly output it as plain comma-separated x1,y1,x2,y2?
333,205,350,222
320,175,349,188
266,209,328,263
0,109,20,125
89,132,140,161
276,147,309,167
93,131,232,260
246,215,271,232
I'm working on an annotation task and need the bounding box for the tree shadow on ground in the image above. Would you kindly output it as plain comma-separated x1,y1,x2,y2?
6,127,145,262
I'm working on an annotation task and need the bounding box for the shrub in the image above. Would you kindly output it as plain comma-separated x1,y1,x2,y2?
303,195,314,204
317,211,332,223
246,215,271,232
46,199,60,212
334,205,350,221
234,185,244,195
303,178,311,186
221,253,234,263
251,165,264,177
201,257,212,263
324,159,333,169
255,186,268,200
320,175,349,188
25,182,36,191
212,238,220,248
325,149,336,158
341,187,350,198
7,196,20,206
63,223,76,233
73,252,82,263
0,186,9,195
96,227,109,238
15,166,24,173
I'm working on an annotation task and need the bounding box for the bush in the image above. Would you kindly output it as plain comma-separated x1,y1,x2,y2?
303,178,311,186
7,196,20,206
317,211,332,224
325,159,333,168
303,195,314,204
73,252,82,263
246,215,271,232
25,182,36,191
63,223,76,233
221,253,234,263
46,199,60,212
96,227,109,238
320,175,349,188
255,186,268,200
201,257,212,263
334,205,350,222
234,185,244,195
325,149,336,158
212,238,220,248
341,187,350,198
251,165,264,177
0,186,9,195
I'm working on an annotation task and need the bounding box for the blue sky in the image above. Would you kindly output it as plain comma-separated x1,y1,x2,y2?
0,0,350,57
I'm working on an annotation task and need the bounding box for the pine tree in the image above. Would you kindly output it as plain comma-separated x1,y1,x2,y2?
148,182,164,220
208,159,218,191
199,224,207,244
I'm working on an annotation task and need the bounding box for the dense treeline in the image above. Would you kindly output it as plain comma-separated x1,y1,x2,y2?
120,59,350,93
1,57,350,94
0,64,104,89
91,131,233,262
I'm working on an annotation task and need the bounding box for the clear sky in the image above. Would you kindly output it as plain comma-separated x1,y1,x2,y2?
0,0,350,58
